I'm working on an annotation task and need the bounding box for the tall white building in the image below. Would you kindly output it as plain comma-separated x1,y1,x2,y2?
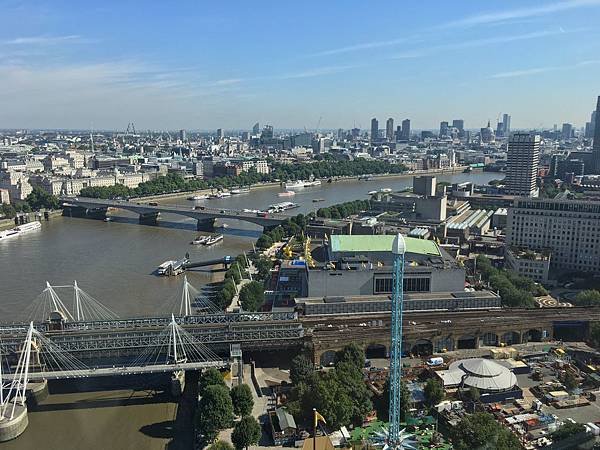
505,133,540,197
507,197,600,274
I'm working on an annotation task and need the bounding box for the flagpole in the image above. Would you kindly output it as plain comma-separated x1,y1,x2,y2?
313,408,317,450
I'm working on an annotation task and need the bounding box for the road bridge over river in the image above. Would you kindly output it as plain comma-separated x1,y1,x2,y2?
60,196,291,231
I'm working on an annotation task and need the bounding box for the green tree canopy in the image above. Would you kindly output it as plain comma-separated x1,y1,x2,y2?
424,378,444,407
374,378,410,422
26,186,60,210
196,384,234,442
239,281,265,312
207,441,234,450
231,416,261,450
551,421,586,441
290,354,314,386
199,368,225,396
230,384,254,417
335,343,365,369
574,290,600,306
451,412,522,450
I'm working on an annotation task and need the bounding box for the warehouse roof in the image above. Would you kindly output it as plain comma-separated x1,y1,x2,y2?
329,235,441,257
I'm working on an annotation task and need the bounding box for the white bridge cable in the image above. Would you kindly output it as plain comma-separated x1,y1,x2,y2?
20,281,118,323
130,316,221,367
159,276,221,317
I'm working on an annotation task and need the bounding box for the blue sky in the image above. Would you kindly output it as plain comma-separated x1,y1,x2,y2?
1,0,600,131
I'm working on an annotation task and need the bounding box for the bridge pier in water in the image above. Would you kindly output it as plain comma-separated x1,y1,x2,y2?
62,206,107,220
196,217,216,232
139,211,160,225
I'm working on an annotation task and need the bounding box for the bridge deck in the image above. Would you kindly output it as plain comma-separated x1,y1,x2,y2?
2,360,229,381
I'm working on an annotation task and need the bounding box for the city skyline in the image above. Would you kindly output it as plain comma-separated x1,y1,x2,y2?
1,0,600,130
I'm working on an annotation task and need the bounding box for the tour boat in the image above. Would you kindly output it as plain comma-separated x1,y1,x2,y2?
231,188,250,194
188,194,209,200
204,234,224,246
284,180,305,189
278,191,296,197
191,235,209,245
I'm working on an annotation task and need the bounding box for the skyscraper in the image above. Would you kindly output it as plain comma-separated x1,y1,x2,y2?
505,133,540,197
386,118,394,142
179,129,186,142
439,121,449,137
401,119,410,140
561,123,573,140
252,122,260,135
593,96,600,173
371,118,379,142
216,128,224,139
396,125,402,142
452,119,464,135
502,114,511,134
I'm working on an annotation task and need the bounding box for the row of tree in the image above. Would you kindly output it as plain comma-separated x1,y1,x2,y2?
1,187,60,219
78,159,407,200
197,368,261,450
316,199,371,219
476,255,547,307
213,255,250,310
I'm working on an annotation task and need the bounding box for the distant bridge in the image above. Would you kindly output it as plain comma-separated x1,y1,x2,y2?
60,196,290,231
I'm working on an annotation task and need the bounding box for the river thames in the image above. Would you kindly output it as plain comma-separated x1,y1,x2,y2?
0,171,502,320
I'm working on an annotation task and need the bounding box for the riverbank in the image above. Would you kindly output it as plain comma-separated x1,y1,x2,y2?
0,209,62,231
135,166,470,203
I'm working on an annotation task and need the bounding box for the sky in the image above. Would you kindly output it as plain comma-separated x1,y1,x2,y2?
1,0,600,131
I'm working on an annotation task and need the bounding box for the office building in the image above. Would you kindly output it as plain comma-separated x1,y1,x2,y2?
396,125,402,142
179,129,186,142
593,96,600,173
386,118,394,142
370,118,379,142
504,133,540,197
507,197,600,274
440,121,449,137
452,119,464,136
413,175,436,197
561,123,573,140
401,119,410,140
216,128,224,139
252,122,260,135
502,114,511,135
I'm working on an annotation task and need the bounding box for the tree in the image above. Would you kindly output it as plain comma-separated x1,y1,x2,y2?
231,416,261,450
199,367,225,396
424,378,444,407
208,441,234,450
290,354,314,385
375,378,410,422
591,322,600,347
451,412,522,450
230,384,254,417
468,386,480,403
26,186,59,210
239,281,265,312
552,422,586,441
196,385,234,442
575,290,600,306
335,343,365,369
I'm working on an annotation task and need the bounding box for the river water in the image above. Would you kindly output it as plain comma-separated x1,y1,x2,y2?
0,171,501,320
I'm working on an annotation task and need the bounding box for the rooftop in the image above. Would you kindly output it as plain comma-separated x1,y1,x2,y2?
329,235,441,257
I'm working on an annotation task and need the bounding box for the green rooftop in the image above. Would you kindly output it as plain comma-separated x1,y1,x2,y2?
330,235,441,257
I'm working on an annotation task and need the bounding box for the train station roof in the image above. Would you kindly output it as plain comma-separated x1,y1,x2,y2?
329,235,441,257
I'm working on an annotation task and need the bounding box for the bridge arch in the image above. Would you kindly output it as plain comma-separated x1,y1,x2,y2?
456,334,477,349
501,331,521,345
434,336,454,353
523,329,543,342
320,350,337,367
410,339,433,356
365,343,387,359
481,332,499,347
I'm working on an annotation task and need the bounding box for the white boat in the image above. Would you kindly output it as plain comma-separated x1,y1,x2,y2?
278,191,296,197
380,188,392,193
104,217,112,222
284,180,305,189
268,201,300,213
157,260,175,275
188,194,209,200
209,191,231,199
15,221,41,233
368,190,378,195
243,208,261,213
204,234,223,246
304,180,322,187
0,229,20,241
231,188,250,194
191,235,209,245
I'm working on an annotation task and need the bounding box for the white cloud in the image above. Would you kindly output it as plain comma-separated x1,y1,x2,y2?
490,59,600,78
1,35,86,45
308,37,412,57
443,0,600,28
